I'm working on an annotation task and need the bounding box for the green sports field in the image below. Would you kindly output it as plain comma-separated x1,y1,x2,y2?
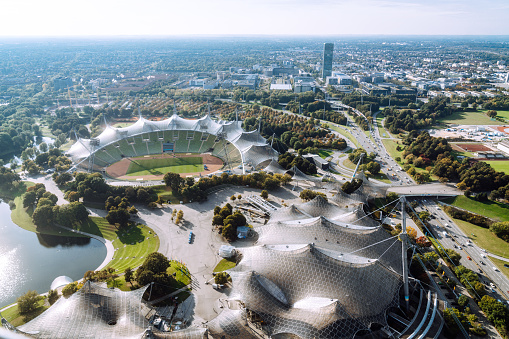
437,111,505,125
485,160,509,174
126,156,203,176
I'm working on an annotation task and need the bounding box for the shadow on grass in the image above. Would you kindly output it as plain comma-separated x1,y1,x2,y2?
77,219,102,238
117,225,144,244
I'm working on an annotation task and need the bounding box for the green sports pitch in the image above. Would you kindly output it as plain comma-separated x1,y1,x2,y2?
126,156,203,176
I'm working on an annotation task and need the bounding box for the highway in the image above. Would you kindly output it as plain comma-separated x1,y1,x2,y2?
328,100,414,185
415,199,509,304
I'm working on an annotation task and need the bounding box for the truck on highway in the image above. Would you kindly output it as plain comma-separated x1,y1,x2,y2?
443,231,448,238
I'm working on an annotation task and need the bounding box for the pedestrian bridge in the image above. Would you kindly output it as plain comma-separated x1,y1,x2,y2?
386,183,461,198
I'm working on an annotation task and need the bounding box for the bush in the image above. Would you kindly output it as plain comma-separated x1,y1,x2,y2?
17,290,42,315
48,289,59,305
490,221,509,242
444,205,493,229
62,282,80,298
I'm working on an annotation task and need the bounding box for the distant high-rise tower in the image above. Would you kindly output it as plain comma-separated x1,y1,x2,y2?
322,43,334,79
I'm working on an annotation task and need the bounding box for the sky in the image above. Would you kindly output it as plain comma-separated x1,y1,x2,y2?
0,0,508,36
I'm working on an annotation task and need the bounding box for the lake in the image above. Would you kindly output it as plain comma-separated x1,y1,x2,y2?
0,201,106,306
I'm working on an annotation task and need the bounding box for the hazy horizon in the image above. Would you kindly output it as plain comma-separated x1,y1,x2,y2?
1,0,508,37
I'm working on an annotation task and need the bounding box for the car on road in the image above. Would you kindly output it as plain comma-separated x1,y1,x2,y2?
494,266,499,271
480,261,485,265
504,264,509,268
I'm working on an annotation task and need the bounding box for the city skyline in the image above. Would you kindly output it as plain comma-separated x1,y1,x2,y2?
0,0,508,36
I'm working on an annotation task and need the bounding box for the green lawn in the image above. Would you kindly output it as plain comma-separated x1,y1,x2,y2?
342,158,357,170
485,160,509,174
59,139,74,152
126,157,203,176
1,298,48,327
452,218,509,259
318,150,333,159
382,138,403,162
151,185,180,203
438,111,505,125
79,217,160,274
480,109,509,121
213,258,237,273
376,114,390,138
328,124,361,148
167,260,192,287
489,257,509,281
366,172,392,184
442,195,509,222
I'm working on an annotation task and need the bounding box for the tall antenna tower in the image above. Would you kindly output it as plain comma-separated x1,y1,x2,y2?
400,196,410,310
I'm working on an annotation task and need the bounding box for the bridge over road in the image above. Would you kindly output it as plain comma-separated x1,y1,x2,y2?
387,182,462,197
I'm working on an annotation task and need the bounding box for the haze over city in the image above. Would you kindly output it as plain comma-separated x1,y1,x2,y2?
1,0,509,36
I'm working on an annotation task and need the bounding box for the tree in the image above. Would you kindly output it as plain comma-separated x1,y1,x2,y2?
135,252,174,298
175,210,184,224
66,191,80,202
406,226,417,241
212,214,224,226
23,191,37,208
54,172,73,186
32,204,54,226
17,290,42,315
137,252,170,278
444,249,462,265
260,190,269,200
214,272,229,284
479,295,508,327
424,251,439,265
490,221,509,242
124,267,134,285
416,236,432,248
230,195,236,201
386,192,399,203
163,172,184,191
222,223,237,242
39,142,48,153
299,189,327,201
224,211,246,227
418,211,431,222
486,110,497,118
458,295,469,308
62,282,79,298
105,208,130,228
366,161,381,175
461,101,469,108
48,289,59,305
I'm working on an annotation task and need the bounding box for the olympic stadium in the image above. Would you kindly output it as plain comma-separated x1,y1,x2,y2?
66,112,279,178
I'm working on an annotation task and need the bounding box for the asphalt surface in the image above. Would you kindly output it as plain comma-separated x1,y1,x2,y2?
416,199,509,304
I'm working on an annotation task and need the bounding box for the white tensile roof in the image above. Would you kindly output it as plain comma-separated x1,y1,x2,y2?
66,114,278,174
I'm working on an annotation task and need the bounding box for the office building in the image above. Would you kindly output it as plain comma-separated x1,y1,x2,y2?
322,43,334,79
